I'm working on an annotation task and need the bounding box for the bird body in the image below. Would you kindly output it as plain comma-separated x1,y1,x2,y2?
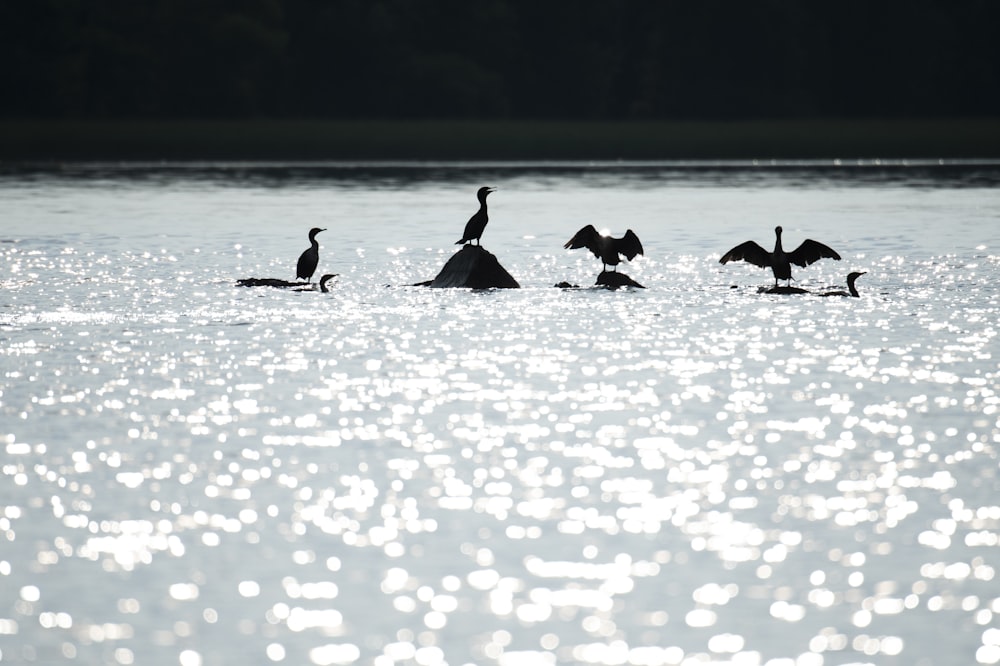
297,227,326,282
564,225,644,272
820,271,866,297
456,187,495,245
719,225,840,286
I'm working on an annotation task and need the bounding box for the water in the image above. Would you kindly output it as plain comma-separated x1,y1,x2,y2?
1,160,999,666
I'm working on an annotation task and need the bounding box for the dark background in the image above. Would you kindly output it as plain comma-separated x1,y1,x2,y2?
4,0,999,122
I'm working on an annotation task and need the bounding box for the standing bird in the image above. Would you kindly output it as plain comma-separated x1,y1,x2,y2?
719,225,840,287
296,227,326,282
820,271,866,297
455,186,495,246
564,225,644,272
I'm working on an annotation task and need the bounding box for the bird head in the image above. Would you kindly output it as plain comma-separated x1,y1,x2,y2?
477,186,496,201
309,227,326,239
775,226,783,235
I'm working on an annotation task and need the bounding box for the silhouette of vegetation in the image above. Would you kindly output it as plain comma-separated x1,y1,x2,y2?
3,1,998,121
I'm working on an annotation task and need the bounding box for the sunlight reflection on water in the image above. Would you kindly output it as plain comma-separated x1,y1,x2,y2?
1,162,999,665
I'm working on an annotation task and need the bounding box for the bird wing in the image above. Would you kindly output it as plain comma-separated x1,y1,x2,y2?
564,225,602,258
618,229,644,260
787,239,841,267
719,241,772,267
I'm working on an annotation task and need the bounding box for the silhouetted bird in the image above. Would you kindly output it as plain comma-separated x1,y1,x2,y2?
292,274,337,292
820,271,866,297
564,225,644,272
318,273,336,292
456,187,495,246
297,227,326,282
719,226,840,286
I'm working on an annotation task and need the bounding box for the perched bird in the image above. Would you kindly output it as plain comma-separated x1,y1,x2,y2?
456,186,495,246
564,225,644,272
296,227,326,282
719,225,840,286
820,271,866,297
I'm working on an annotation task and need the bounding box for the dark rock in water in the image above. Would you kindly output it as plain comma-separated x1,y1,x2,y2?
554,281,580,289
238,274,337,292
423,245,519,289
758,284,809,295
596,271,644,289
237,277,302,288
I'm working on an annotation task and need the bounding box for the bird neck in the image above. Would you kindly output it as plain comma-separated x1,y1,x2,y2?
848,278,859,297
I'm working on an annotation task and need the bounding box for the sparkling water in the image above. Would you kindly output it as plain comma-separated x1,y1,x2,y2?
2,160,999,666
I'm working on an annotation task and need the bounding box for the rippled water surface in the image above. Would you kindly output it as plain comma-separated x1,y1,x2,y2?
2,161,999,666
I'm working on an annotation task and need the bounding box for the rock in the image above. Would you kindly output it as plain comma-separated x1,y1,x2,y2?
758,285,809,295
237,274,337,291
422,245,520,289
237,277,302,288
596,271,644,289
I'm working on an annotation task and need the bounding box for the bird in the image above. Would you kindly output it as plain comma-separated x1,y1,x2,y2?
296,227,326,282
820,271,866,297
455,186,495,246
719,225,840,287
318,273,336,293
564,225,644,272
292,274,338,292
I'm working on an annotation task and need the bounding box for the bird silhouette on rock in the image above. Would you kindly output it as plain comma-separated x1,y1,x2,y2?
564,225,644,272
719,225,840,287
297,227,326,282
456,187,495,246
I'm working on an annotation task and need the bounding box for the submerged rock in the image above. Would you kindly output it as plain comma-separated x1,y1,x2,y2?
421,245,520,289
758,284,809,295
237,274,337,292
596,271,644,289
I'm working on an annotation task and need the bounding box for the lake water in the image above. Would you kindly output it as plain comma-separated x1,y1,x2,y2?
1,160,999,666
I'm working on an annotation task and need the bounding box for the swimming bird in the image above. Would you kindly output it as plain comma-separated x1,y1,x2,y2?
719,226,840,286
455,186,495,246
820,271,866,297
296,227,326,282
318,273,336,292
292,273,338,292
564,225,644,272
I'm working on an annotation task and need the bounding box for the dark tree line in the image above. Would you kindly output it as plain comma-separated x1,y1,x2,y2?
2,0,998,120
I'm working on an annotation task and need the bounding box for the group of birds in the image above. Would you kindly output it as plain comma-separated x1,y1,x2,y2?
291,186,864,296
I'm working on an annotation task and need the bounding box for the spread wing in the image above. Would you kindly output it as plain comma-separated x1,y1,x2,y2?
564,225,602,259
719,240,771,267
787,239,841,267
617,229,644,260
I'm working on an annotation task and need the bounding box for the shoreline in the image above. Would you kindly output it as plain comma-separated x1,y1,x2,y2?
2,118,999,162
